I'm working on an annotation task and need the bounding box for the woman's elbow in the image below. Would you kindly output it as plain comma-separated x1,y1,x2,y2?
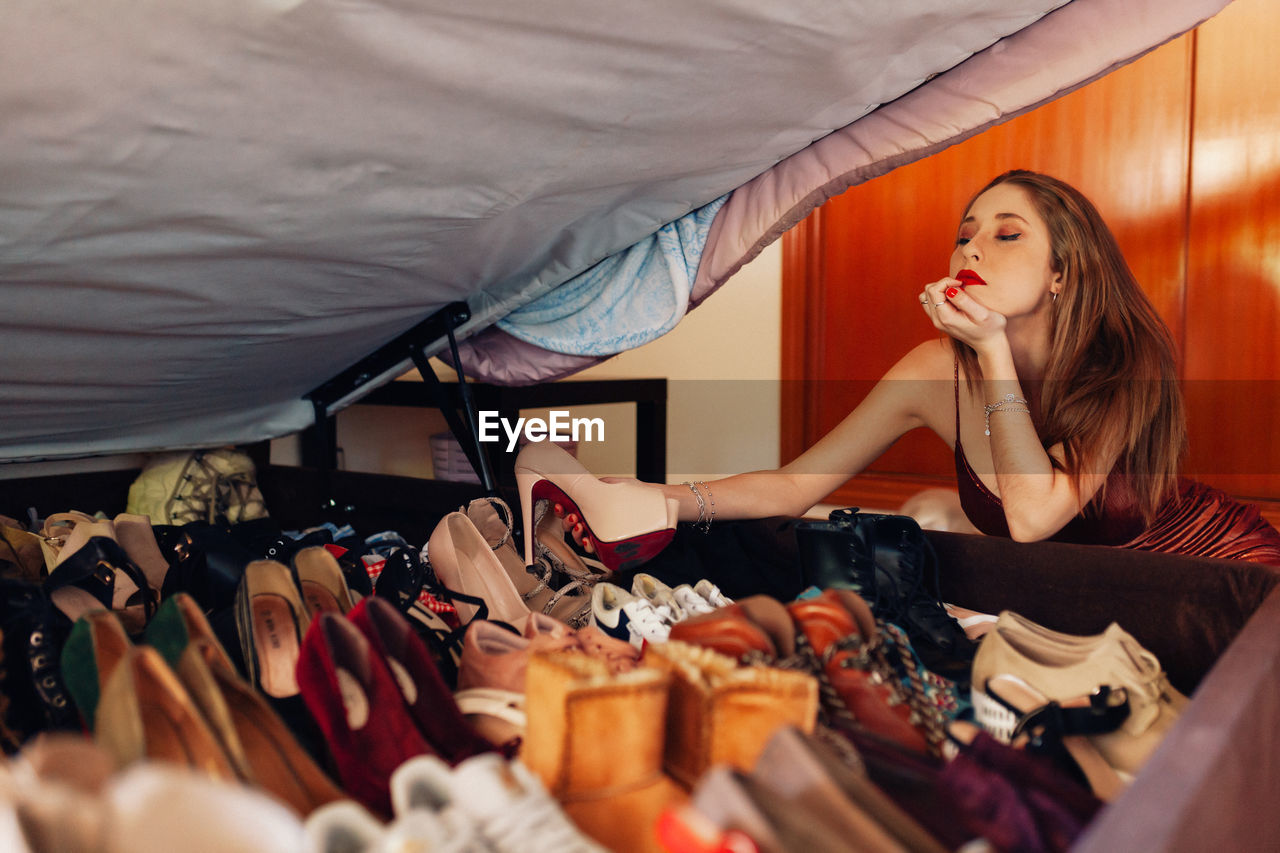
1004,513,1057,543
779,493,820,520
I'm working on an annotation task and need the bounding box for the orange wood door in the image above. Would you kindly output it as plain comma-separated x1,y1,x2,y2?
1184,0,1280,502
784,35,1194,509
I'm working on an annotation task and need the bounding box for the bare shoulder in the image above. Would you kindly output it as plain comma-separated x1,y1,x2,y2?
884,337,954,381
882,338,955,438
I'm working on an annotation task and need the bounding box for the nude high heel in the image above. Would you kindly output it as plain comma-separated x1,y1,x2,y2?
428,512,532,631
514,441,680,573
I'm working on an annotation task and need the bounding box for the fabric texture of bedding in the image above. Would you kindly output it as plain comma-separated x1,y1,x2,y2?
450,0,1231,386
495,195,728,355
0,0,1230,458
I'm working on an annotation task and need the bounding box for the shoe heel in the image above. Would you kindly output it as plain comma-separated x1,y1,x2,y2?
515,464,540,568
428,513,531,629
515,441,678,573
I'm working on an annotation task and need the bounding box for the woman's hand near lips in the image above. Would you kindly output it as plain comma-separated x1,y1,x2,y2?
918,276,1007,355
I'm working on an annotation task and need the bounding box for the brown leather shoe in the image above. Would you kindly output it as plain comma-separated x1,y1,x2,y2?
787,591,929,755
668,595,795,660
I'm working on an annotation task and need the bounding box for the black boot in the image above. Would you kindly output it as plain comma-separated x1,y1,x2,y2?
796,508,974,682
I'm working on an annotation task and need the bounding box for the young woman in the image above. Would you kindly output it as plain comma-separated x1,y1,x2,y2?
553,170,1280,592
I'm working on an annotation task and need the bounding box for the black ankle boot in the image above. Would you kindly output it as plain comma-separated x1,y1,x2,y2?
796,508,974,681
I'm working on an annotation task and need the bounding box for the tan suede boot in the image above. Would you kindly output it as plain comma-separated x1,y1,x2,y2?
643,640,819,788
523,650,687,853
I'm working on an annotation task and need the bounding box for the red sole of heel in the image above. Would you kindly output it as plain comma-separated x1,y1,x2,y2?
530,480,675,572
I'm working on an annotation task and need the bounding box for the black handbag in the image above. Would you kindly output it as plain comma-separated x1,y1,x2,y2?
795,507,974,675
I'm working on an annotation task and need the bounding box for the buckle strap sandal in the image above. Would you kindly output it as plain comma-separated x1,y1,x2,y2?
538,578,594,629
1012,684,1130,744
466,496,559,610
970,612,1185,779
428,512,532,632
976,673,1132,801
44,524,158,635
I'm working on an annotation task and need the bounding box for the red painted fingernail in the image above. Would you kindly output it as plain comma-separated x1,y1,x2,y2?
946,287,959,299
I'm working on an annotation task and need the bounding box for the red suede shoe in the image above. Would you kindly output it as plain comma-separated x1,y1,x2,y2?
346,596,496,765
296,611,431,817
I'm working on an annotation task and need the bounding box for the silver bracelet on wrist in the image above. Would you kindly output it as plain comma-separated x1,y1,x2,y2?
683,481,715,533
684,481,707,528
694,480,715,533
983,393,1031,436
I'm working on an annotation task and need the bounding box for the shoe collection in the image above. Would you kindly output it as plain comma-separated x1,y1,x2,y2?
1,445,1193,853
452,613,640,748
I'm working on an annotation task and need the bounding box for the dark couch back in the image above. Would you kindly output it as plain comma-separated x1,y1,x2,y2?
929,530,1280,693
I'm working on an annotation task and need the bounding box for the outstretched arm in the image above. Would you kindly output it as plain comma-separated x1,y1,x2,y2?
646,344,936,522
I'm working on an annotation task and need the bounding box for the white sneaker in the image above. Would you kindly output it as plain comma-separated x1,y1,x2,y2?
105,764,305,853
304,800,384,853
389,755,491,852
631,573,685,623
693,579,733,608
450,754,607,853
591,582,673,648
671,583,717,616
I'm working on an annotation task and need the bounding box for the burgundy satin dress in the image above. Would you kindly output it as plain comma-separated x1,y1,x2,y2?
953,368,1280,568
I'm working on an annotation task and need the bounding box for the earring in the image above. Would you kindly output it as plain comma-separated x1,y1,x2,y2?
1052,292,1058,303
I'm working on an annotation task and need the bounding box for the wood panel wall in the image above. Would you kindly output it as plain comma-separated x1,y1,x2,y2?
1184,0,1280,502
782,0,1280,524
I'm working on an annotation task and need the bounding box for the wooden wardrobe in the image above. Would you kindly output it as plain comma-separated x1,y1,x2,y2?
783,0,1280,525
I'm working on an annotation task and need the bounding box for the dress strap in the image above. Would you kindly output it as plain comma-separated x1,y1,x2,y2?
954,357,961,447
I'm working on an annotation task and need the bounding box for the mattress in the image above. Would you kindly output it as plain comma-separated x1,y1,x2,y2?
0,0,1230,461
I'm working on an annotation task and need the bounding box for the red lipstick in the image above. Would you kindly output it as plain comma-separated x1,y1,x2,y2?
956,269,986,287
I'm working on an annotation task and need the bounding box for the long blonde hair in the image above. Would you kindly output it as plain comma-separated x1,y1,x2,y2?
953,170,1184,522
